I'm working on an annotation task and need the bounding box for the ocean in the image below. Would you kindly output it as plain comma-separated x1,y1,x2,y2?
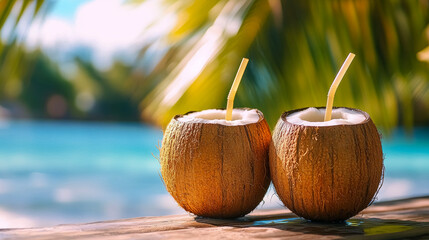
0,120,428,227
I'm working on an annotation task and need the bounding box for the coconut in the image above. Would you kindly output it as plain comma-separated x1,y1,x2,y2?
160,108,271,218
269,107,384,222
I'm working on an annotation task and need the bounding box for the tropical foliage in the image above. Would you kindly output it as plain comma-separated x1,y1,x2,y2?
0,0,45,99
138,0,429,132
0,0,141,120
1,0,429,132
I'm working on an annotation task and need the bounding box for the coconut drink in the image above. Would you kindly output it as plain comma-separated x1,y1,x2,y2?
269,54,384,222
160,59,271,218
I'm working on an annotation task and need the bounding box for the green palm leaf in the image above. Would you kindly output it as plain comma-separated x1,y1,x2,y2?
0,0,46,98
139,0,429,132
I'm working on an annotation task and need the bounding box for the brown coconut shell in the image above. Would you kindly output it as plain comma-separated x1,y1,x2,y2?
269,107,384,222
160,108,271,218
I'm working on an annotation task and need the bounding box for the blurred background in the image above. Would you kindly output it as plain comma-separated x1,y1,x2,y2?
0,0,428,228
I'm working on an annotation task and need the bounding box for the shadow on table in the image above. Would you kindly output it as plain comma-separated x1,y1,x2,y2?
195,213,429,239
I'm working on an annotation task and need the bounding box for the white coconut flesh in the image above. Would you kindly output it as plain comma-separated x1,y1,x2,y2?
178,109,260,126
287,107,366,126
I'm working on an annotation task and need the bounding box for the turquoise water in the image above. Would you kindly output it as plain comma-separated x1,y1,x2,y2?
377,128,429,201
0,120,428,227
0,120,172,227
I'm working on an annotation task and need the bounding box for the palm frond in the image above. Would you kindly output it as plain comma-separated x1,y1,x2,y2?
0,0,47,98
138,0,429,132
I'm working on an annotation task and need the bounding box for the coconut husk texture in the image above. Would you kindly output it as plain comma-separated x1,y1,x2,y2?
160,109,271,218
269,107,384,222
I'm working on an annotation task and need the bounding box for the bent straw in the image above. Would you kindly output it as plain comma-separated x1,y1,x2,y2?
324,53,355,121
226,58,249,121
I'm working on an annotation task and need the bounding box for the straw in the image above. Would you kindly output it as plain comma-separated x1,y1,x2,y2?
324,53,355,121
225,58,249,121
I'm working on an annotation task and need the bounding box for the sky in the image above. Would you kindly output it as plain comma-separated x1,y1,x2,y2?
24,0,176,69
49,0,91,21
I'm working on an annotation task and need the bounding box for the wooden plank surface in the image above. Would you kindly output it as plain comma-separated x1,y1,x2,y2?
1,196,429,240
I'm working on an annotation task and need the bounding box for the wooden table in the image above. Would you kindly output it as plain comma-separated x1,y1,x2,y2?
1,196,429,239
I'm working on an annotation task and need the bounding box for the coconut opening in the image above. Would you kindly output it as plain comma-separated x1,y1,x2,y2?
178,109,260,126
287,107,366,126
